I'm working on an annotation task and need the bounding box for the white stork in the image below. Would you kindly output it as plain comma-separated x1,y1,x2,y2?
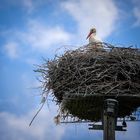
86,28,102,49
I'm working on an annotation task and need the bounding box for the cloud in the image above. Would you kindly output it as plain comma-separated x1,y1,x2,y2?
22,0,34,13
132,0,140,26
0,0,47,13
3,42,19,59
2,19,72,60
62,0,119,41
20,20,71,50
21,0,50,14
7,19,71,51
133,7,140,26
0,107,64,140
2,0,120,58
116,122,140,140
0,104,140,140
1,0,120,59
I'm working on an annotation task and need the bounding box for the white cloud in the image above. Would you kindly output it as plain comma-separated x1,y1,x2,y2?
2,0,120,59
4,42,19,59
0,107,64,140
62,0,119,42
25,58,39,65
5,20,71,52
116,122,140,140
132,0,140,26
21,20,71,50
21,0,49,14
22,0,34,13
133,7,140,26
2,19,72,59
0,0,46,14
0,108,140,140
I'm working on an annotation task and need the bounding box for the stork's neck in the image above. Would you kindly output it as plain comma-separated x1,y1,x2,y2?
92,32,96,36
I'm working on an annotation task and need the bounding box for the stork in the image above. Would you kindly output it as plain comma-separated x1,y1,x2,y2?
86,28,102,49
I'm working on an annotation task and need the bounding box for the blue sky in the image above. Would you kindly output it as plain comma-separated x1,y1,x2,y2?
0,0,140,140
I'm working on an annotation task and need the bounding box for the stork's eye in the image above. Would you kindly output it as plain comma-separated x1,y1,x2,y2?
91,29,94,32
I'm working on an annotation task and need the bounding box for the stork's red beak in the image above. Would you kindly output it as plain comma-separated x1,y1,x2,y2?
86,31,92,39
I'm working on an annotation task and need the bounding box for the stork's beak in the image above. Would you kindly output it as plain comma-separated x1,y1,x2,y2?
86,31,92,39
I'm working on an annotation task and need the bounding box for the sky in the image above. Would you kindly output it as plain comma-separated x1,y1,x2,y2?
0,0,140,140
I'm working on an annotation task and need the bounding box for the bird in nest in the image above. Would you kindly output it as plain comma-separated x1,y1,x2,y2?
86,28,103,49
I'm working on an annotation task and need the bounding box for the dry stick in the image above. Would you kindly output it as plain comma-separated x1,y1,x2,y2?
29,101,46,126
105,83,121,95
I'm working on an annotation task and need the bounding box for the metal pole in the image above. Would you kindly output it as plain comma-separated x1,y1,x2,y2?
103,99,118,140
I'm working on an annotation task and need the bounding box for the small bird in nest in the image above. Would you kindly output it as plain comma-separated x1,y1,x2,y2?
86,28,103,49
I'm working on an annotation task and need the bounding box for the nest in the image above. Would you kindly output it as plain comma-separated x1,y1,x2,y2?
36,43,140,122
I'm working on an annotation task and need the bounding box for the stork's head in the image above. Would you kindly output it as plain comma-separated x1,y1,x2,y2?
86,28,96,39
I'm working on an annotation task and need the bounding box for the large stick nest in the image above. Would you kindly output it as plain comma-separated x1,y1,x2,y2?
36,43,140,122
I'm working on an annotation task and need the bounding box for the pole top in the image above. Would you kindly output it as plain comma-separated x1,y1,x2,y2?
104,98,118,116
105,99,118,103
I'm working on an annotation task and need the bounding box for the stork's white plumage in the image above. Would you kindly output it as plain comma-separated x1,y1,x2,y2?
86,28,101,43
86,28,102,49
